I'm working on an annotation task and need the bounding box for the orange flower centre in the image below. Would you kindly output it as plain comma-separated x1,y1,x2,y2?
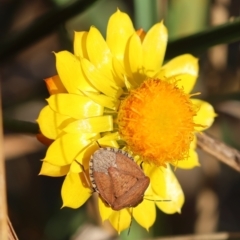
118,78,197,166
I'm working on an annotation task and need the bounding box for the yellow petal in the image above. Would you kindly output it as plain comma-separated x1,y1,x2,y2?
44,75,67,95
155,165,184,214
192,99,216,131
157,54,199,93
191,135,197,149
142,21,167,77
160,54,199,76
39,161,70,177
43,133,91,166
63,115,113,133
173,149,200,169
47,93,104,119
144,164,167,198
176,74,198,94
112,56,126,86
171,136,199,169
74,31,88,59
98,197,113,221
70,160,83,173
100,132,120,140
82,91,119,110
125,32,145,84
61,172,92,208
55,51,97,93
97,132,120,148
75,141,99,170
37,105,71,139
133,200,156,230
124,74,138,90
109,209,131,233
80,58,123,98
106,9,134,61
86,27,114,80
97,139,119,148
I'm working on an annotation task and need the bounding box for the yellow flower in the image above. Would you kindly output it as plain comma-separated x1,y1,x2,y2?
37,10,216,233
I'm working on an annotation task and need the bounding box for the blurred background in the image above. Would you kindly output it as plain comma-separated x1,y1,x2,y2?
1,0,240,239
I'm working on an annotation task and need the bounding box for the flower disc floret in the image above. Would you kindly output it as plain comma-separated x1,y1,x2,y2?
118,78,197,166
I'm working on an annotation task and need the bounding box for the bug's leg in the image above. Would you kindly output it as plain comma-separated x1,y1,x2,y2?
74,160,94,192
127,208,133,236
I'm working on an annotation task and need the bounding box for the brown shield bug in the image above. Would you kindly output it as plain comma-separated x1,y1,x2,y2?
89,148,150,211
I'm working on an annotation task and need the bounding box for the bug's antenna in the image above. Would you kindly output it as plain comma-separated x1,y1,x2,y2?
96,140,101,148
144,196,171,202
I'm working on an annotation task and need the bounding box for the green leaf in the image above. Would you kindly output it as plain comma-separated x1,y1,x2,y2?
165,17,240,60
0,0,99,61
133,0,158,31
3,118,39,134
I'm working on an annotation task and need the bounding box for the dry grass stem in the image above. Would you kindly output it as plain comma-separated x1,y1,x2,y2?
7,217,19,240
0,92,8,239
0,92,19,239
196,132,240,172
147,232,240,240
